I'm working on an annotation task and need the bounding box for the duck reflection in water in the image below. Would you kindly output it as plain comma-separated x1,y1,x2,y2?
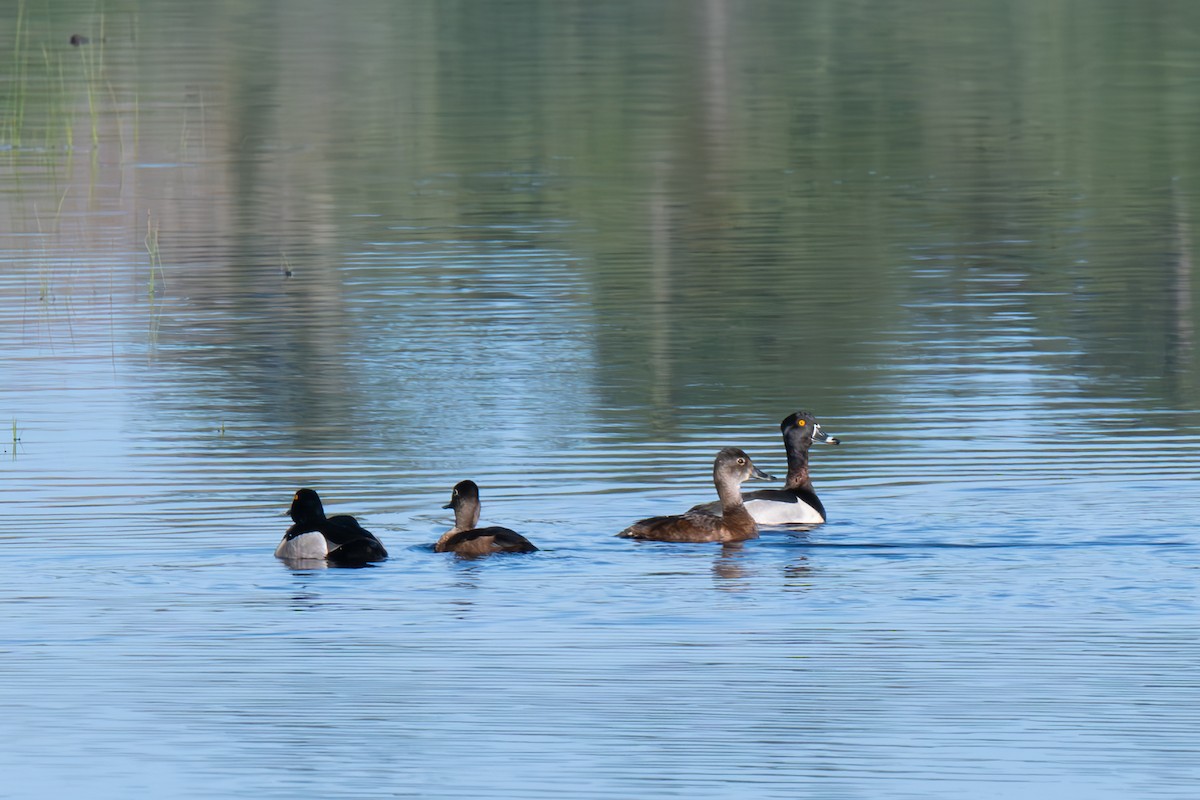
711,542,756,590
783,555,815,589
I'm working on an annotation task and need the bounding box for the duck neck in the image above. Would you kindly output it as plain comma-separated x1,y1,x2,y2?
715,479,746,515
437,502,477,549
785,447,812,490
716,483,756,538
447,499,481,535
289,512,325,534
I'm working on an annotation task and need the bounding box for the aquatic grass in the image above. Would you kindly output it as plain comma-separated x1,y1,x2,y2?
3,10,135,166
78,35,100,150
179,102,188,159
106,80,125,159
93,16,136,166
144,210,165,347
35,201,52,306
122,75,141,168
60,51,75,153
8,0,29,149
144,209,165,299
4,11,83,163
40,45,59,154
65,12,111,152
130,10,140,155
29,189,77,351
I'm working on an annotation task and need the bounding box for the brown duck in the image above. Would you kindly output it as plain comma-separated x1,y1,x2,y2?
436,480,538,556
617,447,775,543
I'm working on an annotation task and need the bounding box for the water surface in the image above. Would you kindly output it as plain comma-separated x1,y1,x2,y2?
2,2,1199,798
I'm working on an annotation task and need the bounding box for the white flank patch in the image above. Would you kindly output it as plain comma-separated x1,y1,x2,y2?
274,531,329,560
744,498,825,525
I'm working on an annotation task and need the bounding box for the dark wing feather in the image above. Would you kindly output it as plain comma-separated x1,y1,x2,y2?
441,526,537,554
320,514,387,563
319,514,381,546
327,538,388,565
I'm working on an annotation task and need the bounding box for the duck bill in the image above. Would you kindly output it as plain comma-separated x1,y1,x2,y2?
750,465,776,481
814,424,840,445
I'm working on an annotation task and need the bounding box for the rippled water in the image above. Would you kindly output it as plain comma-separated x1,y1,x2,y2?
3,1,1200,798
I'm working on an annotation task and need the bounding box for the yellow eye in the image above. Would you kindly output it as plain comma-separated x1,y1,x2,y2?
797,420,806,427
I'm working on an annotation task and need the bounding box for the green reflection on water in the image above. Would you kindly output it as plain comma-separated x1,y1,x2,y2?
1,0,1198,442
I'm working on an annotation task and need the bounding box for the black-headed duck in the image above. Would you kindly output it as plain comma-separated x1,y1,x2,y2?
436,480,538,556
617,447,775,543
689,411,839,524
274,488,388,565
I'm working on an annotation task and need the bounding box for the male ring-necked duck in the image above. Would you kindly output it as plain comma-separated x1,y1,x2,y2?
689,411,839,525
617,447,775,543
274,488,388,565
436,480,538,556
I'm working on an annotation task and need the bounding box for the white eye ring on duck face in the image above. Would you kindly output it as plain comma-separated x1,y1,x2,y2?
736,457,746,465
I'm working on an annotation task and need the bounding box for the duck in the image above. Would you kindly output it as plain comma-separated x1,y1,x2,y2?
274,488,388,565
436,480,538,556
617,447,775,543
688,411,839,525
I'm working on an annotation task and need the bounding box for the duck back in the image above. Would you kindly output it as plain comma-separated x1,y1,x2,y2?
617,507,758,543
436,525,538,556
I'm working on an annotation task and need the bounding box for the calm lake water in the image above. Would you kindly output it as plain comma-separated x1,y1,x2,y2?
2,1,1200,798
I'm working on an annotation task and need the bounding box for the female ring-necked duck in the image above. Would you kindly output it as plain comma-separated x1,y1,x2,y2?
617,447,775,543
274,488,388,565
436,480,538,556
689,411,839,525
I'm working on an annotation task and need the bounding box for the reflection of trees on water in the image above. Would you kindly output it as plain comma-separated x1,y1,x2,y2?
4,0,1200,444
1167,186,1193,387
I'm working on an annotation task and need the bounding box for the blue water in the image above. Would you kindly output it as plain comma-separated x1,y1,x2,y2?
3,1,1200,797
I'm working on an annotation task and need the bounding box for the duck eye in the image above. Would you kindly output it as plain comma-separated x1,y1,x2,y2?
797,420,806,427
737,457,746,465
